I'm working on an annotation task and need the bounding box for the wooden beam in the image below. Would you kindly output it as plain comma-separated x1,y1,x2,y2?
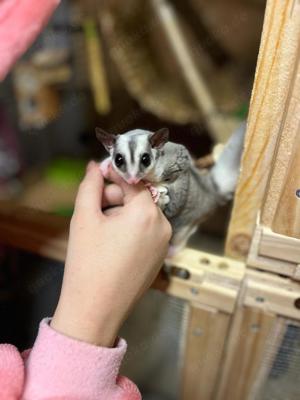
215,270,300,399
181,304,231,400
247,225,296,277
262,44,300,236
161,277,237,314
0,201,68,262
216,306,277,400
244,279,300,320
225,0,300,259
247,225,300,278
259,227,300,264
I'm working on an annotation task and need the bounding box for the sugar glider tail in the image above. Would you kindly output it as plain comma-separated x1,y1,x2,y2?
211,122,246,200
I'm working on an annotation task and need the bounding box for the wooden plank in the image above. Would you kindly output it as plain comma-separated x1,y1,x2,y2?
259,227,300,264
226,0,300,259
294,265,300,280
181,304,231,400
247,266,300,292
216,306,277,400
247,225,300,278
246,268,300,316
247,225,296,277
0,201,68,262
261,9,300,236
243,279,300,320
83,17,111,114
162,278,237,314
269,115,300,237
167,247,245,285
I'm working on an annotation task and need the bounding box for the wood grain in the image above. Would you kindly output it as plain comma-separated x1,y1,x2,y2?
264,50,300,236
247,225,297,277
216,306,277,400
259,227,300,264
226,0,300,259
181,304,230,400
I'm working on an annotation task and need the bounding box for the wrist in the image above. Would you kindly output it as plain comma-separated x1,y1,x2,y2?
51,298,122,347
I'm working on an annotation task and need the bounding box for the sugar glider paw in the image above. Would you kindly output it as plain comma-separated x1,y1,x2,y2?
100,158,111,178
145,184,160,203
157,186,170,210
166,245,180,259
144,184,169,209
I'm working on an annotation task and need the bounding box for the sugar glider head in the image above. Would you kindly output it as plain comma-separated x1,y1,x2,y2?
96,127,169,184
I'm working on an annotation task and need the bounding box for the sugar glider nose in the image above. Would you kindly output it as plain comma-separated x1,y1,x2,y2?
127,177,141,184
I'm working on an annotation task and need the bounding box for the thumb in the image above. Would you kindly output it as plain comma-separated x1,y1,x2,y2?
74,161,104,215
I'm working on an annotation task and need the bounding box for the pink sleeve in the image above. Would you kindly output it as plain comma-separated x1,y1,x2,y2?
0,0,61,81
0,319,141,400
0,344,24,400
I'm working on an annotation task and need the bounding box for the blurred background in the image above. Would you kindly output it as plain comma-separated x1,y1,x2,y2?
0,0,266,399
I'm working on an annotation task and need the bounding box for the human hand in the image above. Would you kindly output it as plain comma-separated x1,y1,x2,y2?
51,161,172,347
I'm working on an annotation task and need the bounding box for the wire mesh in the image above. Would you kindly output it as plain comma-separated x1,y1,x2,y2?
120,288,187,400
255,319,300,400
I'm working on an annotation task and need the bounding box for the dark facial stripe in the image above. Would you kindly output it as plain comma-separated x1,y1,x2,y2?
129,139,136,164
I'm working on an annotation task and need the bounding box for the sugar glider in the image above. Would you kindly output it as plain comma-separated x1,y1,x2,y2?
96,124,245,255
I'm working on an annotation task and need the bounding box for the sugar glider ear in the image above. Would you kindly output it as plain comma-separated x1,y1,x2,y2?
149,128,169,149
95,128,117,152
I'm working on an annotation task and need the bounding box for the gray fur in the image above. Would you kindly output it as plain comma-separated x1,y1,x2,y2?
98,125,246,253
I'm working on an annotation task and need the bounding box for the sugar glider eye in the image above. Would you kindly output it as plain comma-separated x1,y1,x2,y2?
115,153,124,168
141,153,151,167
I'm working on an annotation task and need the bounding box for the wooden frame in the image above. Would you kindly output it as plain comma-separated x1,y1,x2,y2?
247,224,300,279
215,268,300,400
226,0,300,262
1,0,300,399
2,201,300,399
181,304,231,400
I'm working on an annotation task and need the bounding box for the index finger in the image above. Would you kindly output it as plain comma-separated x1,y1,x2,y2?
74,161,104,215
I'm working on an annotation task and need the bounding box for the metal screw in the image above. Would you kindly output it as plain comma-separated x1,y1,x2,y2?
251,324,261,333
193,328,203,336
296,189,300,198
190,287,199,295
256,296,265,303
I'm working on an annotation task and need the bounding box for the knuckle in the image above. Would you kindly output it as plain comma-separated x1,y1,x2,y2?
137,204,157,224
163,219,172,241
70,209,89,228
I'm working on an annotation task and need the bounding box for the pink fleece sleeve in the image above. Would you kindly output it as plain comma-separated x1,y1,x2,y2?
0,0,60,81
0,319,141,400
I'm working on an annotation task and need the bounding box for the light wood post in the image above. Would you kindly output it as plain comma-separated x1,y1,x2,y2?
226,0,300,259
